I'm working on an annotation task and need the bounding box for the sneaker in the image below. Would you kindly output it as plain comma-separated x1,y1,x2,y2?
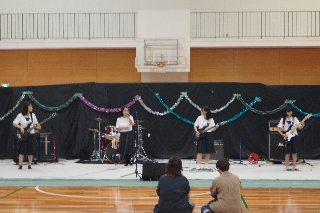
18,165,22,170
206,168,214,172
292,167,299,171
28,165,32,169
286,167,291,171
190,168,199,172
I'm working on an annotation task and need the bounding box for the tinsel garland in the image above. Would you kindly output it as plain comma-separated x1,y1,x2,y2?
154,93,195,125
0,94,25,121
290,102,319,117
221,97,259,125
1,90,319,124
155,93,259,125
136,93,236,115
237,95,290,115
136,95,184,116
79,95,137,113
181,92,236,113
28,93,82,111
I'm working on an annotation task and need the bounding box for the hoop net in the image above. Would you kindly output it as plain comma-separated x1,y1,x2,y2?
154,61,168,68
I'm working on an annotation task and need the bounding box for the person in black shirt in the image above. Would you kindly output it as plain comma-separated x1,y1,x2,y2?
154,156,195,213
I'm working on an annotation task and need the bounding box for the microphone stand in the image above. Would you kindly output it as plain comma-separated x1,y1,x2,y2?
234,138,247,166
120,111,142,179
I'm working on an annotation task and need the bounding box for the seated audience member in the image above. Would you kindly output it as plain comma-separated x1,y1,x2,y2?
154,156,195,213
201,158,242,213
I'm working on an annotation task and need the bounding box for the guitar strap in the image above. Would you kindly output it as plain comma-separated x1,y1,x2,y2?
285,117,294,133
30,112,33,123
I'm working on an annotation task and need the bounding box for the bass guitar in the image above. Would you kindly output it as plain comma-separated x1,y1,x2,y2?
193,123,221,141
16,113,58,141
280,114,311,144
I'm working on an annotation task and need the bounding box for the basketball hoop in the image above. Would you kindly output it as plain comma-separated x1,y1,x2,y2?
154,61,168,68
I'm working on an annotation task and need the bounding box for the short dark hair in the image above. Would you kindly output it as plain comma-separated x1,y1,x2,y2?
216,158,230,171
165,156,182,177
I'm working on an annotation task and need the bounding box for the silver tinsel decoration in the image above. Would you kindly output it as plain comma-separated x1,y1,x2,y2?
0,94,25,121
136,95,184,116
136,93,236,115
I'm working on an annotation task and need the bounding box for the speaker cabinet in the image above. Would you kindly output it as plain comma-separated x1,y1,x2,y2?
194,140,224,160
142,163,166,181
78,148,91,161
269,132,284,161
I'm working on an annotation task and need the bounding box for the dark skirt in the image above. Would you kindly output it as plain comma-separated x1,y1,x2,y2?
285,135,300,154
18,134,36,155
118,131,135,155
196,132,216,154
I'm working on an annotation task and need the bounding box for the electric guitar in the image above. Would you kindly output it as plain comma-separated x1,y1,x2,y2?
16,113,58,141
280,114,311,144
193,123,221,141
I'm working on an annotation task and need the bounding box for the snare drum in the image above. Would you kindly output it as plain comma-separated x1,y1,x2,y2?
105,143,120,164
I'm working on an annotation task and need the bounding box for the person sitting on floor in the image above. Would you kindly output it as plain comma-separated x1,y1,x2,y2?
201,158,242,213
154,156,195,213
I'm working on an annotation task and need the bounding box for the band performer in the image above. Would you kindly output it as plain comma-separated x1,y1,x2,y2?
194,106,219,170
13,101,41,169
116,107,135,166
277,106,305,171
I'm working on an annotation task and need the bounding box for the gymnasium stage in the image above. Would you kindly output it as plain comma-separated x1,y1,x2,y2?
0,158,319,188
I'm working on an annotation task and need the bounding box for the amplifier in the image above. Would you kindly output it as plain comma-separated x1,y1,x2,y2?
194,139,224,160
268,132,284,161
269,120,281,132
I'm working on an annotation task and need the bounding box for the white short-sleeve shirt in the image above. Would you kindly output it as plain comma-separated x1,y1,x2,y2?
13,113,39,134
116,115,134,132
194,115,215,132
277,116,300,136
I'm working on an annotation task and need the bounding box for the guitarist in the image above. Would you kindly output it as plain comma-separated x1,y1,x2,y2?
277,106,305,171
13,101,41,170
194,106,219,170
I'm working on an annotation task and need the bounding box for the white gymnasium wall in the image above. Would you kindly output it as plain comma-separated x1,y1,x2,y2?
1,0,320,49
2,0,320,13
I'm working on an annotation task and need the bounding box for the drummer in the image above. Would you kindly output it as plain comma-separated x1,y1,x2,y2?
116,107,135,166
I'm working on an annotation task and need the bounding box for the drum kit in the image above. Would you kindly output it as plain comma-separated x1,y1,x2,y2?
88,117,120,163
88,117,152,164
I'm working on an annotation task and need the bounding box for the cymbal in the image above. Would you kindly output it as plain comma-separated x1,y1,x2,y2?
104,135,117,140
87,128,104,134
92,117,107,123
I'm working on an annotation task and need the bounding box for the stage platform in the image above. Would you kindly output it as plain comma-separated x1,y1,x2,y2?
0,159,319,188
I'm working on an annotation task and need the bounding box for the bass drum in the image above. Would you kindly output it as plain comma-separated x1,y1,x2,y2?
105,126,116,135
104,143,120,164
100,137,110,151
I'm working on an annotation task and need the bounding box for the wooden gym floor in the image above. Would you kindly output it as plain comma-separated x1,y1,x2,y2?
0,187,320,213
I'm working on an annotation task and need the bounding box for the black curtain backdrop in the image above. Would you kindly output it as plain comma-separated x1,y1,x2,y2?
1,83,319,160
